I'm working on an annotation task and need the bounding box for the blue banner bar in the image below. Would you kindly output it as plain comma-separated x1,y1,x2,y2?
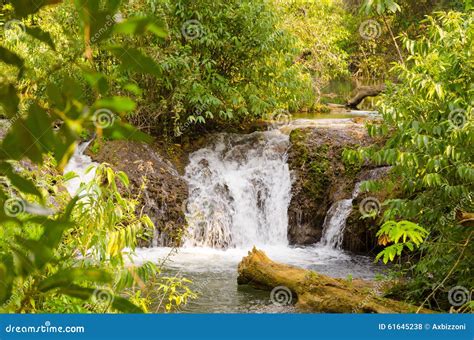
0,314,472,340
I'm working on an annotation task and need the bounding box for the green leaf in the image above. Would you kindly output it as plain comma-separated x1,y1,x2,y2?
0,259,14,304
24,27,56,50
11,0,61,18
39,268,112,292
0,103,63,165
0,47,24,76
95,97,136,113
108,46,162,77
111,295,144,313
82,70,109,95
102,120,152,143
113,17,167,38
15,237,53,269
58,285,95,300
116,171,130,187
0,83,20,117
38,218,74,248
0,163,42,197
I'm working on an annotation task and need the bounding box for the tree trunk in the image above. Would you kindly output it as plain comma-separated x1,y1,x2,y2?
237,248,432,313
346,84,386,109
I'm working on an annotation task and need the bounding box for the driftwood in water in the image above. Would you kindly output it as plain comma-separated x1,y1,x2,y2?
346,84,386,109
237,248,431,313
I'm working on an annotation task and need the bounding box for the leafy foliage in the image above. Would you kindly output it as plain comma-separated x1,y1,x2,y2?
0,0,194,313
345,11,473,309
375,221,428,263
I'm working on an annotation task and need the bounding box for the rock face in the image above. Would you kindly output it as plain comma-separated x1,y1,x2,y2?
343,167,392,254
87,140,188,247
286,122,371,245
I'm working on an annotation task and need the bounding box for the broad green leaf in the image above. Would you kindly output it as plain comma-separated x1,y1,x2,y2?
0,83,20,117
108,46,162,77
0,47,24,76
113,17,167,38
111,296,144,313
95,97,136,113
25,27,56,50
58,285,95,300
82,70,109,95
15,237,53,269
0,259,14,304
0,162,42,197
11,0,61,17
102,120,152,143
39,268,112,292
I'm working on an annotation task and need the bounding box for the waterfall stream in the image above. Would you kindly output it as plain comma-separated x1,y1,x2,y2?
319,183,361,249
64,125,382,313
63,141,98,196
183,131,291,249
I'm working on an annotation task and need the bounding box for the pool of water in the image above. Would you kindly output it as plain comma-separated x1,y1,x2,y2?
133,245,384,313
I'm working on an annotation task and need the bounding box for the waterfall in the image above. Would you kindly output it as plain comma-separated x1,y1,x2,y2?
319,182,361,249
320,167,390,249
63,141,98,196
183,130,292,249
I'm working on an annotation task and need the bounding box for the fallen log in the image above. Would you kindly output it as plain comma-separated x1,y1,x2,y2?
237,248,431,313
346,84,386,109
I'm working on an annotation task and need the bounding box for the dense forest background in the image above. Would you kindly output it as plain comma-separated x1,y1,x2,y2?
0,0,472,313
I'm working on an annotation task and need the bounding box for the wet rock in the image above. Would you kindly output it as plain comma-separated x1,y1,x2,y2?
287,124,371,246
343,167,395,254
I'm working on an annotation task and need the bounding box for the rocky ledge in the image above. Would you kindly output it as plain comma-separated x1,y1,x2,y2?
286,119,377,251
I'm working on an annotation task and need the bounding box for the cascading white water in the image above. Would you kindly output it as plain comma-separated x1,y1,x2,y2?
319,182,361,249
183,130,291,249
63,141,98,196
320,166,391,249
